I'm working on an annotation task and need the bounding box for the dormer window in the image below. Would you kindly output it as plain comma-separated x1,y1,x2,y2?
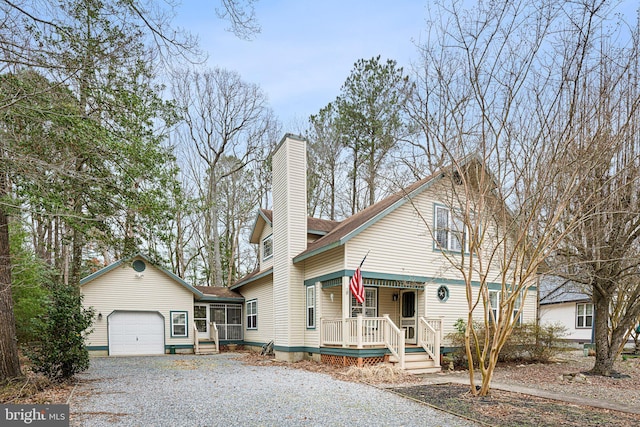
262,234,273,261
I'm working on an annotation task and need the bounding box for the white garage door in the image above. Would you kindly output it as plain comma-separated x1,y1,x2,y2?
109,311,165,355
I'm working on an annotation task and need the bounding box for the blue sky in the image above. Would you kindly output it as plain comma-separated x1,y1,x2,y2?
174,0,428,128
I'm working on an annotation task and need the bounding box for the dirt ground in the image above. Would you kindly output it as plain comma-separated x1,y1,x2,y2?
389,383,640,427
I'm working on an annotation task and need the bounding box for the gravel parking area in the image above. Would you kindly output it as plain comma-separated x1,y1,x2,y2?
70,354,477,426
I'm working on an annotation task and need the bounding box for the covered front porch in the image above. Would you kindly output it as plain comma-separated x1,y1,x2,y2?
317,277,442,373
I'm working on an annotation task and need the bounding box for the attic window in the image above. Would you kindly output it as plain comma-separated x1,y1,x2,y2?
262,235,273,261
132,260,146,272
452,171,463,185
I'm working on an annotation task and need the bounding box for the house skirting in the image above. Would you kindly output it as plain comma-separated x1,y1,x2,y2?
321,354,388,367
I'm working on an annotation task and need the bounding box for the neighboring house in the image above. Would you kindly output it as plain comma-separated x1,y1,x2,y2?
81,254,243,356
231,133,537,373
538,275,593,344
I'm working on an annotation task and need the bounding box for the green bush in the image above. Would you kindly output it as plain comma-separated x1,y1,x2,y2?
27,283,94,382
446,319,568,368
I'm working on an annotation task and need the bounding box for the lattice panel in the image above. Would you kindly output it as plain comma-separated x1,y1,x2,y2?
321,354,386,367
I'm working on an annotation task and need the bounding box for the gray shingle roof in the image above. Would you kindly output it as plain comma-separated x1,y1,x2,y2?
539,275,590,305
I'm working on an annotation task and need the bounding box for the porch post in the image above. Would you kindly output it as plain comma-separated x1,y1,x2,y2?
356,314,363,349
342,276,350,348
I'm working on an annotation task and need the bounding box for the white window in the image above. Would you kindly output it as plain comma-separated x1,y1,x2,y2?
246,300,257,330
576,303,593,328
488,290,500,323
306,285,315,329
513,293,522,325
171,311,187,337
262,235,273,261
487,291,522,324
351,288,377,317
435,205,466,252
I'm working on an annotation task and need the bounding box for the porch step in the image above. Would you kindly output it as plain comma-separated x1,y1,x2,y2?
389,352,441,375
195,343,219,355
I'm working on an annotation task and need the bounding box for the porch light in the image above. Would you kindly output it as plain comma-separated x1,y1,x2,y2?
98,312,102,321
392,294,398,302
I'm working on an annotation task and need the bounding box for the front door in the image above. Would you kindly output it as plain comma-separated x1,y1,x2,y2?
194,304,209,340
400,290,417,344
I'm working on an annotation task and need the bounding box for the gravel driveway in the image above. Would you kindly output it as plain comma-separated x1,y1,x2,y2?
70,353,477,426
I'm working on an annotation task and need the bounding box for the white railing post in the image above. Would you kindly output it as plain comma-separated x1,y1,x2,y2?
211,322,219,353
342,317,349,348
320,317,324,346
356,314,363,349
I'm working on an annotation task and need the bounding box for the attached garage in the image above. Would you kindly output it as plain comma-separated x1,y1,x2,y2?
108,311,165,355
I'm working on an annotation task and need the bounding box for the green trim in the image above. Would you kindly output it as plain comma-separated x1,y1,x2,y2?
249,209,271,244
306,270,348,287
165,344,194,350
197,296,245,303
87,345,109,351
319,347,390,357
308,268,536,291
231,267,273,290
170,311,189,338
273,345,316,353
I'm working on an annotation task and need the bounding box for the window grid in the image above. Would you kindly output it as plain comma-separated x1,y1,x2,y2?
171,311,188,337
435,205,466,252
351,288,378,317
246,300,257,330
306,285,315,328
262,235,273,260
576,303,593,328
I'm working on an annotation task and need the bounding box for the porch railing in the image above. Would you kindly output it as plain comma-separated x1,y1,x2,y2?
320,315,406,368
418,317,441,366
383,314,405,369
194,321,220,354
210,322,220,352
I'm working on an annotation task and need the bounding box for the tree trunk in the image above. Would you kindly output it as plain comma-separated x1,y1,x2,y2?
0,176,21,381
591,295,615,375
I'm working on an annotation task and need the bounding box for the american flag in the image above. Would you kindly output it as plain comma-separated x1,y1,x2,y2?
350,253,368,304
349,267,364,304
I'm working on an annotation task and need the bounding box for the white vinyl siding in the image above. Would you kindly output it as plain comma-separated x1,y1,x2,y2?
272,136,308,349
81,257,194,351
240,274,274,344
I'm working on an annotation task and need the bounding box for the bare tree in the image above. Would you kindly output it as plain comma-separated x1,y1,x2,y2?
408,0,630,395
173,67,277,286
550,19,640,374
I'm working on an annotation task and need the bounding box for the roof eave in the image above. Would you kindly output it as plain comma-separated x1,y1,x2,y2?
230,267,273,290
